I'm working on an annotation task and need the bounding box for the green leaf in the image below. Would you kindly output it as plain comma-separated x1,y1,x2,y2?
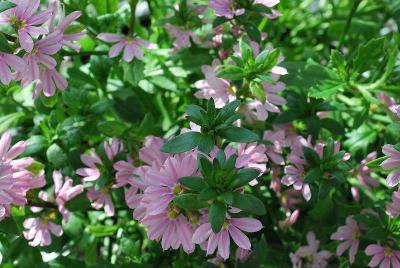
309,80,344,99
217,66,245,80
0,1,15,13
185,104,205,125
365,227,387,241
0,112,24,133
180,176,207,192
89,0,119,15
209,202,226,233
232,193,266,215
304,167,322,183
303,147,320,165
219,192,234,204
26,161,45,175
122,59,144,86
249,81,266,103
239,38,254,66
329,50,346,81
232,168,260,188
244,23,261,43
21,135,48,156
98,121,126,136
198,154,213,179
0,32,12,53
366,156,388,169
46,144,68,168
199,188,218,201
216,100,240,121
218,126,259,143
65,193,92,211
321,118,344,135
161,132,202,153
259,49,280,73
64,24,85,35
352,37,386,76
174,194,207,210
88,225,119,237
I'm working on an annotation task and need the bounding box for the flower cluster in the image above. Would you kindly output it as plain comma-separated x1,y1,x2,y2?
0,0,85,97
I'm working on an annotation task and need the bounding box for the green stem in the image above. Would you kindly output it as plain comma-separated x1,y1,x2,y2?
339,0,363,49
130,0,139,35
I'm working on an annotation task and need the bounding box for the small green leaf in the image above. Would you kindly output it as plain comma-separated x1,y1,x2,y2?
232,168,260,188
219,192,234,204
185,104,205,125
367,156,388,169
198,154,213,179
161,132,202,153
180,176,207,192
232,193,266,215
197,134,214,154
215,100,241,123
303,147,321,165
174,194,207,210
199,188,218,201
218,126,259,143
352,37,386,76
98,121,126,136
47,144,68,168
320,118,344,135
209,202,226,233
249,81,266,103
304,167,322,183
0,32,12,53
239,38,254,66
0,1,15,13
217,66,245,80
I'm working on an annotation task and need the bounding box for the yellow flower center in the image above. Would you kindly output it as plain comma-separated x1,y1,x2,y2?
370,104,378,112
172,184,183,195
385,247,393,257
10,15,26,29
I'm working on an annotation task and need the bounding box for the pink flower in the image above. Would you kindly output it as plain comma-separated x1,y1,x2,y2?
139,136,168,166
365,244,400,267
254,0,282,19
141,210,195,253
0,0,51,52
49,2,85,52
142,153,197,215
263,130,286,165
52,170,83,221
381,145,400,187
236,143,267,172
194,59,236,108
0,53,25,85
236,143,267,185
192,217,263,260
97,33,157,62
23,217,63,247
209,0,245,19
87,187,115,216
243,82,287,121
290,232,332,268
357,151,378,188
236,248,252,262
389,105,400,118
330,216,360,264
19,31,63,87
104,137,124,161
278,209,300,230
166,24,201,49
33,66,67,98
76,151,103,182
281,162,311,201
386,190,400,218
